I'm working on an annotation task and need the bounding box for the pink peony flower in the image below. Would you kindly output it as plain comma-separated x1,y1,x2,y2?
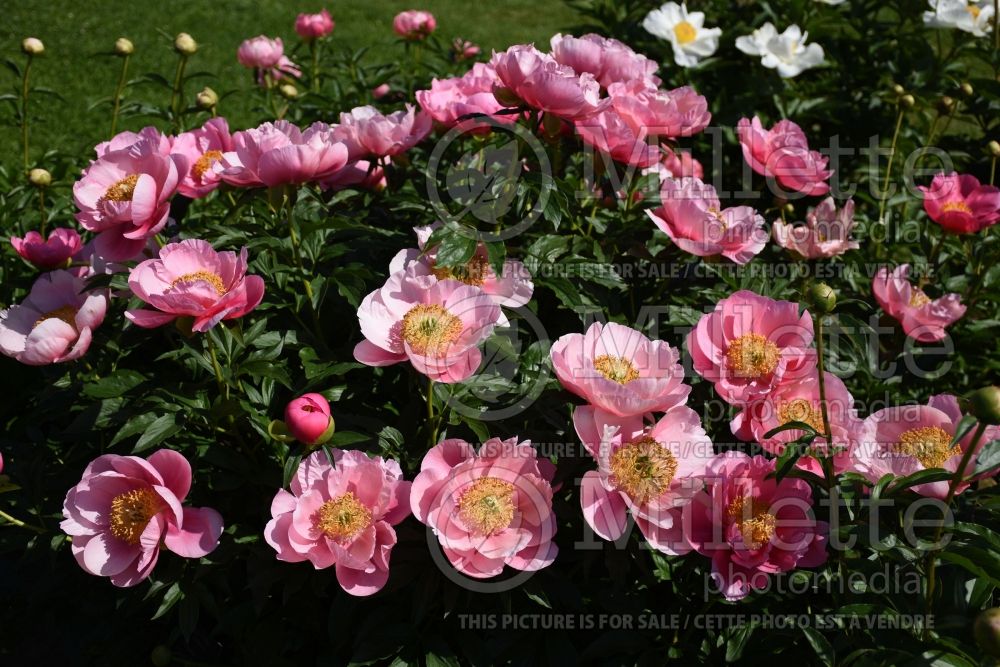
416,63,515,129
491,45,608,121
60,449,223,588
295,9,335,40
647,177,767,264
353,264,501,383
125,239,265,332
687,290,816,406
580,405,715,552
919,172,1000,234
1,269,108,367
731,370,860,475
319,159,387,192
773,197,859,258
216,120,349,188
237,35,285,69
265,449,411,596
685,451,828,600
331,105,432,159
574,109,661,168
372,83,391,99
410,437,558,578
852,395,999,499
609,80,711,139
657,147,704,179
170,117,233,199
737,116,832,196
549,33,660,89
452,38,481,61
393,10,436,40
74,139,185,261
872,264,966,343
263,55,303,85
285,393,335,446
550,321,690,417
10,228,83,269
95,126,172,159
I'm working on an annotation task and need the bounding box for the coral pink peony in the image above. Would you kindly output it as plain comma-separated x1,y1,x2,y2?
265,449,410,595
170,117,233,199
872,264,966,343
687,290,816,406
372,83,391,99
331,105,431,159
647,177,767,264
919,172,1000,234
491,45,608,121
95,126,172,158
237,35,285,69
580,405,714,552
574,109,661,168
416,64,514,128
0,270,108,366
737,116,832,196
852,395,999,498
411,437,557,578
353,264,501,383
10,228,82,269
319,159,387,192
685,452,828,600
609,80,711,139
550,321,690,417
60,449,223,588
295,9,335,40
216,120,349,188
773,197,859,258
285,393,335,446
657,147,704,179
74,139,184,261
393,10,436,40
125,239,265,332
549,33,660,89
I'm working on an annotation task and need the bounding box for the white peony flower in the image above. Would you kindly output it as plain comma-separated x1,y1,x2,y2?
735,23,825,78
922,0,994,37
643,2,722,68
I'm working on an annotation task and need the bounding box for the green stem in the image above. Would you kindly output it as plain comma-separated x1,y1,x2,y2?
814,313,832,441
169,54,189,133
110,54,130,137
288,218,323,341
877,104,905,227
995,0,999,51
0,508,45,533
991,156,997,186
21,55,33,171
206,334,228,400
38,188,47,236
310,41,320,92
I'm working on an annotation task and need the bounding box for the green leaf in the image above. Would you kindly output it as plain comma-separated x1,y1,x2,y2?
800,626,834,667
82,370,146,399
151,582,183,620
434,232,477,269
132,414,180,453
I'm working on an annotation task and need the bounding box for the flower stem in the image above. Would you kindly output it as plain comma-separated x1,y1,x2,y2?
169,54,189,133
310,41,320,92
288,218,324,342
21,55,33,171
877,104,906,226
814,313,832,440
0,508,45,533
110,54,130,137
991,156,997,186
206,334,228,400
38,188,47,236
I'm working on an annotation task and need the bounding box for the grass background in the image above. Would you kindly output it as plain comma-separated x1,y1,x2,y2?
1,0,576,162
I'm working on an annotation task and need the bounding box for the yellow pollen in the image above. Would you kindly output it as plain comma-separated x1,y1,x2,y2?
608,436,679,503
968,5,981,18
109,488,162,545
674,21,698,45
593,354,640,384
192,150,223,180
431,255,489,287
458,477,516,536
895,426,956,469
941,200,973,214
778,398,825,433
400,304,463,356
314,492,372,540
727,496,777,550
909,290,931,308
170,271,228,295
33,304,78,330
102,174,139,202
726,333,780,378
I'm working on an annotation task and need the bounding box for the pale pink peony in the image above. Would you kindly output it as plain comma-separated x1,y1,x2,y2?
74,139,184,261
285,393,335,446
125,239,265,332
95,126,172,158
687,290,816,406
609,79,711,139
580,405,714,552
773,197,859,258
737,116,831,196
647,177,767,264
216,120,349,188
10,228,83,269
852,395,999,499
170,117,233,199
919,172,1000,234
685,451,828,600
410,437,558,578
549,33,660,89
265,449,411,596
491,45,608,121
872,264,966,343
60,449,224,588
550,321,690,417
416,63,514,128
393,10,436,40
372,83,391,99
295,9,335,40
237,35,285,69
331,105,432,159
0,270,108,366
353,264,501,383
574,109,661,168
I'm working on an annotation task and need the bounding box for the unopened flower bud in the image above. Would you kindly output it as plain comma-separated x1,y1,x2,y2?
975,608,1000,658
28,168,51,187
988,140,1000,158
174,33,197,56
937,96,955,113
493,86,522,108
899,94,915,109
285,393,335,446
968,386,1000,426
808,283,837,314
22,37,44,56
891,84,905,96
151,646,172,667
960,82,974,97
278,83,298,100
196,86,218,109
114,38,134,56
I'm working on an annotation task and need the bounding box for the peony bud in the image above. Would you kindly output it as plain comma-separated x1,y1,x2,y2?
937,96,955,113
960,82,974,97
28,168,51,187
808,283,837,314
284,393,335,446
278,83,298,99
22,38,44,55
891,84,905,96
899,94,915,109
975,608,1000,658
989,140,1000,158
196,86,219,109
115,38,134,56
968,386,1000,426
174,33,197,55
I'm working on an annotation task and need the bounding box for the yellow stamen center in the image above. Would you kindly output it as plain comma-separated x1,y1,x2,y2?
400,304,463,356
968,5,981,18
103,174,139,202
941,200,973,214
608,436,679,503
727,495,777,550
192,150,223,180
726,333,780,378
170,271,228,295
593,354,640,384
431,255,489,287
33,305,78,330
895,426,955,469
778,398,825,433
909,290,931,308
458,477,515,536
674,21,698,45
314,492,372,540
109,488,162,545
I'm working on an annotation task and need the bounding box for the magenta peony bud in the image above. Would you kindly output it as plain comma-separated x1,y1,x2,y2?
284,393,335,446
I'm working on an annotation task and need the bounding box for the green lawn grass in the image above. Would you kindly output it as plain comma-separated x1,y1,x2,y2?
1,0,576,161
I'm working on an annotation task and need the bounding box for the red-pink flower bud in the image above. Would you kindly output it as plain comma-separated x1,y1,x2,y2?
284,393,335,445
